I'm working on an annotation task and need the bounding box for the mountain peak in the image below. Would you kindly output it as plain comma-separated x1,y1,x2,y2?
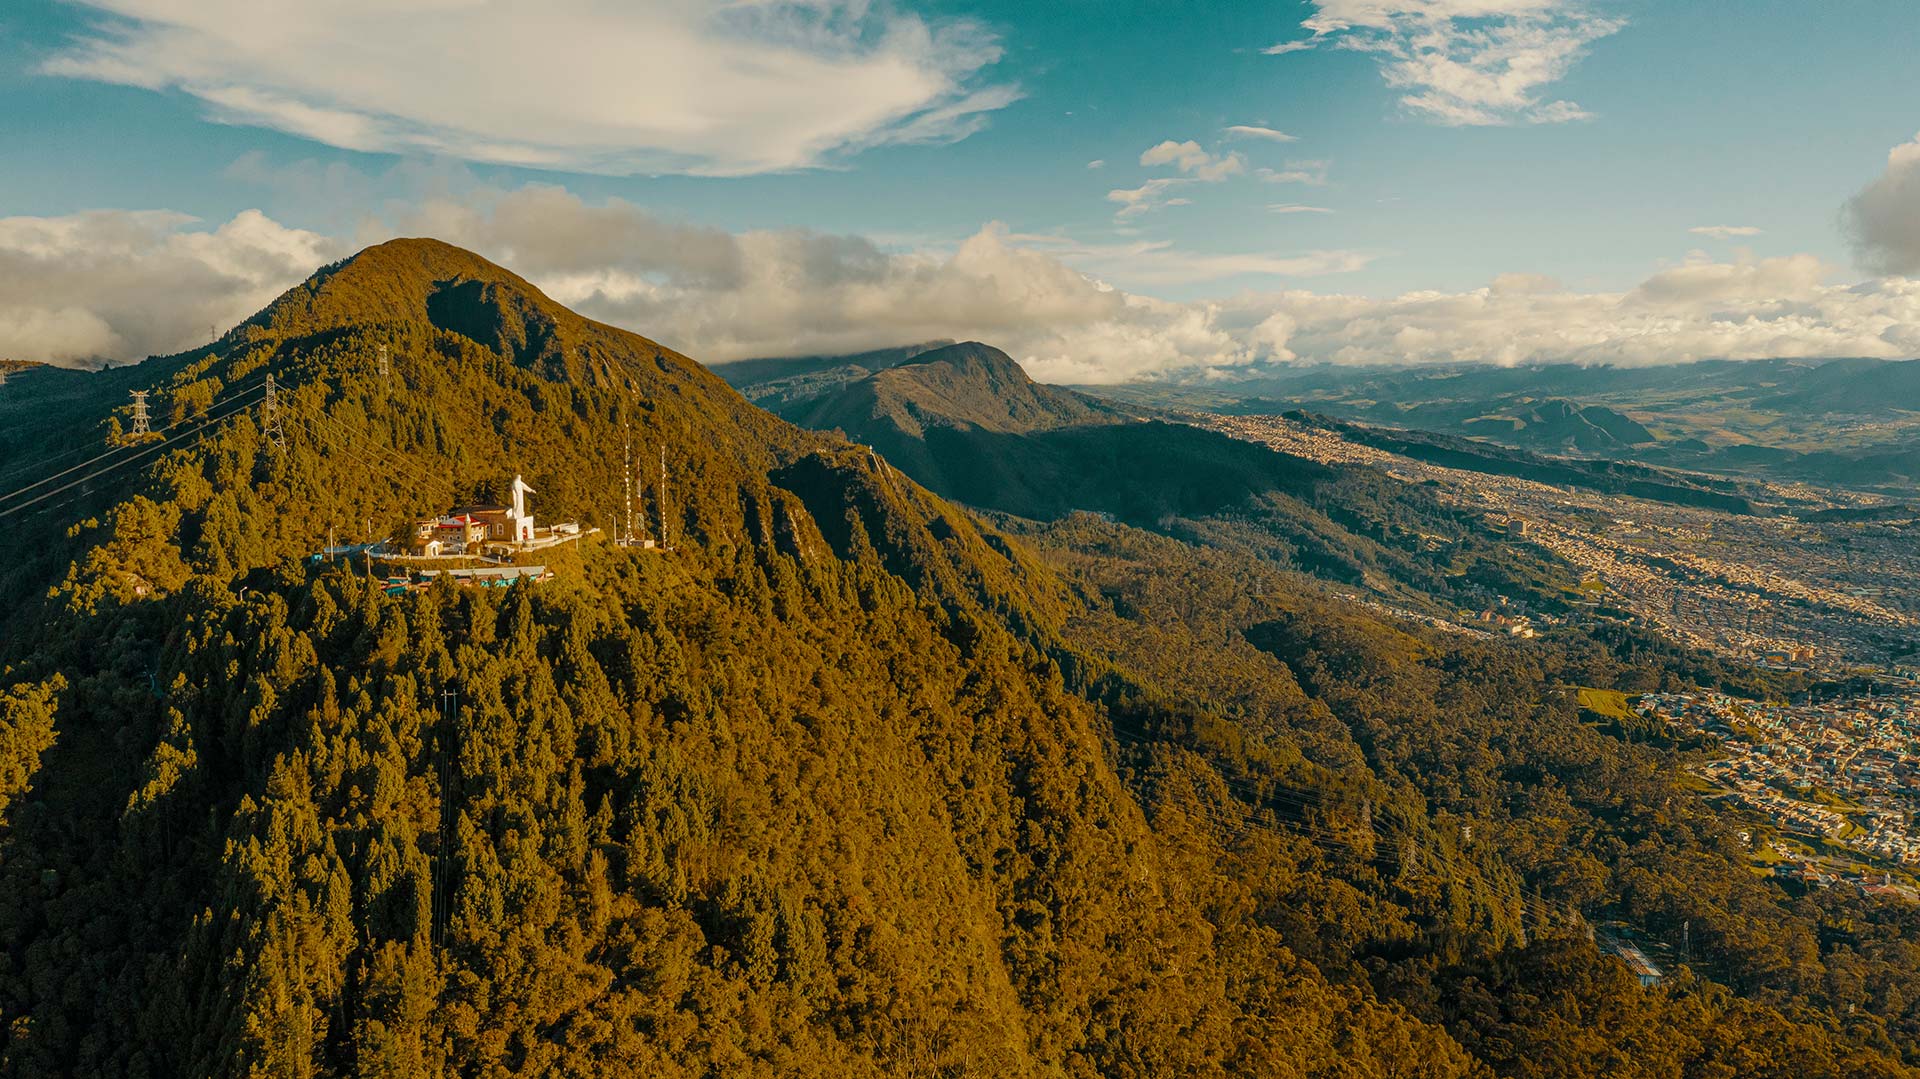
244,237,570,342
896,341,1032,384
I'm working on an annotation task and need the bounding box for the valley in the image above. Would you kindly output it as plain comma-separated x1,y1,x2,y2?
1198,411,1920,671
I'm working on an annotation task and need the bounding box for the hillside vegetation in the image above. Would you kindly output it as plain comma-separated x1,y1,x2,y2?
1,240,1917,1078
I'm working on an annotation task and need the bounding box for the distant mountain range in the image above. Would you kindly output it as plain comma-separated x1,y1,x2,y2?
1081,356,1920,494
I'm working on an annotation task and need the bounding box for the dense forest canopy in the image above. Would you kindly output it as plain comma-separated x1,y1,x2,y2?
0,239,1916,1078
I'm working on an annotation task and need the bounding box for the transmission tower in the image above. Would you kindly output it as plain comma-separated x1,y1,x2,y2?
377,344,390,381
129,390,151,435
262,374,286,450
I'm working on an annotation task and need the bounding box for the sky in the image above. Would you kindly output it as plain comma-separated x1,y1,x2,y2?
3,0,1920,382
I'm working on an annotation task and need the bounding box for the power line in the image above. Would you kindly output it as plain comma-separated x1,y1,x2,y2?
0,384,269,521
262,375,286,450
0,375,273,499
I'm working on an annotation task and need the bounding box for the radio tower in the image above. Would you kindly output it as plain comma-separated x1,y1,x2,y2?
129,390,151,435
658,446,670,549
622,422,634,545
262,374,286,450
377,344,390,381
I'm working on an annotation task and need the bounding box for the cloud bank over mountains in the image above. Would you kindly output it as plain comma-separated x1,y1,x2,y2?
6,181,1919,383
43,0,1018,177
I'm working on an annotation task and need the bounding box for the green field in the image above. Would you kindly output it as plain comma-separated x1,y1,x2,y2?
1576,687,1642,722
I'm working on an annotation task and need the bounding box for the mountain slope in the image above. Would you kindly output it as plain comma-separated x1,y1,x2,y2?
0,240,1482,1078
1461,399,1657,451
2,240,1916,1078
783,340,1124,439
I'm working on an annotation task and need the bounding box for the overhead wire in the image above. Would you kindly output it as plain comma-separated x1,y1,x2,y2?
0,382,270,522
0,374,272,499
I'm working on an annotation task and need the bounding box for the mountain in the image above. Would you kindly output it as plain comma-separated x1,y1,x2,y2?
1460,399,1657,451
712,341,954,412
781,341,1123,437
1757,357,1920,415
2,240,1918,1078
1083,358,1920,488
741,341,1602,609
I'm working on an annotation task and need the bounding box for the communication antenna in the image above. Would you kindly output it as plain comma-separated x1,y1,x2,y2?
129,390,151,435
377,344,390,381
658,445,669,548
622,421,634,545
262,374,286,450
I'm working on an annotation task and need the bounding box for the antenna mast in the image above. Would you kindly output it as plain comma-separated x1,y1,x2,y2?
622,422,634,546
658,445,669,548
377,344,390,381
262,374,286,450
129,390,151,435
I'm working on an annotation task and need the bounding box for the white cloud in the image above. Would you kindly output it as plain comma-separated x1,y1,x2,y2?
1087,159,1106,169
1844,132,1920,275
1139,140,1247,181
1270,204,1335,214
1258,160,1332,186
1223,125,1299,143
1107,178,1195,219
1269,1,1621,126
13,187,1918,385
1689,225,1763,240
0,209,340,366
42,0,1018,177
1216,253,1920,370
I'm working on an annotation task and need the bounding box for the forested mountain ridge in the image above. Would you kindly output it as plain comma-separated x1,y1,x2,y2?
778,340,1124,438
1,239,1918,1078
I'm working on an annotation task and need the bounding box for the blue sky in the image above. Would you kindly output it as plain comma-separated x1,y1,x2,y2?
4,0,1920,379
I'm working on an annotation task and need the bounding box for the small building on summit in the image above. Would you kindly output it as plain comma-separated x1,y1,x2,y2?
446,475,538,544
410,515,488,557
405,474,587,557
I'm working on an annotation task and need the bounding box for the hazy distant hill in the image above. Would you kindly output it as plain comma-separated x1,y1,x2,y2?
782,340,1124,438
1083,357,1920,492
1755,357,1920,414
711,341,952,410
1461,398,1657,451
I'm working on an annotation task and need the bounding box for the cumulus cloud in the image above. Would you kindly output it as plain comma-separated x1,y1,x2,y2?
1223,125,1299,143
1215,253,1920,370
43,0,1017,176
1689,225,1763,240
1844,133,1920,275
1109,140,1247,219
1268,1,1621,126
1139,140,1247,181
0,209,340,366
